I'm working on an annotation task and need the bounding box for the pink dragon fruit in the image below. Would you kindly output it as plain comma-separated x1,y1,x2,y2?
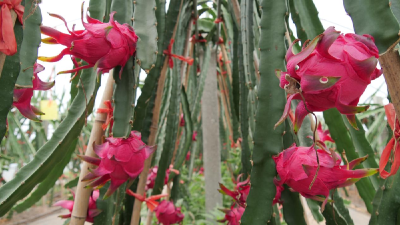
276,26,382,133
79,131,154,197
38,8,138,77
273,144,377,211
53,190,101,223
154,200,185,225
219,175,250,207
127,190,184,225
217,206,245,225
13,63,54,121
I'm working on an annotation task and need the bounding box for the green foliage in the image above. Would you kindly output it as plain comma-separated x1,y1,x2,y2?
0,67,100,216
132,0,158,70
343,0,400,53
241,0,287,223
0,17,23,143
16,0,42,88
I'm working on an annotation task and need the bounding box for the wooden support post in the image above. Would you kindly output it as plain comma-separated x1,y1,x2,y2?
70,74,115,225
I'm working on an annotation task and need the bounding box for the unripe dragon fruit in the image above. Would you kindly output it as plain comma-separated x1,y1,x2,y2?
276,26,382,133
79,131,154,197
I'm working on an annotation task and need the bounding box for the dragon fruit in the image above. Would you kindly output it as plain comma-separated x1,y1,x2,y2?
53,190,101,223
146,166,179,191
13,63,54,121
154,200,185,225
276,26,382,133
273,144,377,211
0,0,24,55
217,206,245,225
127,190,184,225
79,131,154,197
39,8,138,77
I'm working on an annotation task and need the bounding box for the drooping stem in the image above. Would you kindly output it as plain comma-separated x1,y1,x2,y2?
70,73,115,225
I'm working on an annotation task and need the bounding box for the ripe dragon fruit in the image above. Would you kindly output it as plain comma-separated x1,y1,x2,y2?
276,26,382,133
38,8,138,77
273,144,378,211
79,131,154,197
217,206,245,225
13,63,54,121
127,191,184,225
53,190,101,223
154,200,185,225
0,0,24,55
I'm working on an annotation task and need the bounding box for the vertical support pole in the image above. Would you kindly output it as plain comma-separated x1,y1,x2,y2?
70,74,115,225
201,48,222,214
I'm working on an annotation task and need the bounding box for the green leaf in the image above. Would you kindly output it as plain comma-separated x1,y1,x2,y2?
324,108,376,213
343,0,400,53
133,0,158,70
0,67,99,216
112,59,135,138
0,18,23,142
16,0,42,88
13,139,78,213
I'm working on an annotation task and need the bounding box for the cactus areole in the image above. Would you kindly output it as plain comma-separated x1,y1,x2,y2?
79,131,154,198
273,144,378,211
276,27,382,133
38,10,138,77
